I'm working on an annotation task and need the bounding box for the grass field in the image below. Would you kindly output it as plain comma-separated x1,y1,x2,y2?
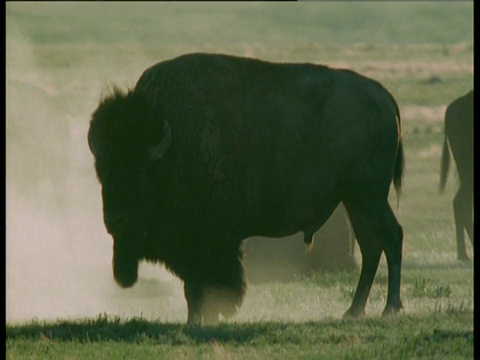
6,2,473,359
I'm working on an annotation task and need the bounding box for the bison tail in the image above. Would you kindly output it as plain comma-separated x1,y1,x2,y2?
439,131,450,194
389,90,404,207
393,139,405,207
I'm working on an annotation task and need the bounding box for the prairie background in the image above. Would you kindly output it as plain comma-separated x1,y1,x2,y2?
6,2,473,359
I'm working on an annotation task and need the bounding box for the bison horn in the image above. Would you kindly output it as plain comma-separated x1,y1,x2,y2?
149,120,172,161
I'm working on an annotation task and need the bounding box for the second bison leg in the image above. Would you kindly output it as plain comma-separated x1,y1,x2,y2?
343,198,403,317
184,281,206,325
343,199,383,318
203,247,246,322
453,186,473,261
376,202,404,316
184,245,246,325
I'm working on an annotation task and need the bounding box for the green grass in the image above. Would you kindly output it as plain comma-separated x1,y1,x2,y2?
6,2,473,359
6,311,473,359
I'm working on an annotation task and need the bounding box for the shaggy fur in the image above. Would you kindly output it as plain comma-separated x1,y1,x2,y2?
88,53,405,324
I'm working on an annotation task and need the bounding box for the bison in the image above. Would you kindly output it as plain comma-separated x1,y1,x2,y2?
439,90,473,261
88,53,404,324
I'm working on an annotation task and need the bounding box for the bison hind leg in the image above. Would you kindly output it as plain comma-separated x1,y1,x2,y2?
342,196,403,318
453,186,473,261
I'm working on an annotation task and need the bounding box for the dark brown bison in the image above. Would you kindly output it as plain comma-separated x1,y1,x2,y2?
439,90,473,261
88,53,404,324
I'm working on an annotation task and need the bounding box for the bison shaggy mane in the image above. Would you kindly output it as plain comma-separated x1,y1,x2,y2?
88,85,246,323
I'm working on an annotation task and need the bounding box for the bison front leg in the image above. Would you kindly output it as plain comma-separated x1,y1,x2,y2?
184,282,208,325
183,246,246,325
184,282,222,325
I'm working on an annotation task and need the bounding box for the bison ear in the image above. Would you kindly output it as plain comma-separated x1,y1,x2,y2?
148,120,172,161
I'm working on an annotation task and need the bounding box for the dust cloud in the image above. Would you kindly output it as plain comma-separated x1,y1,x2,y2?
6,17,186,324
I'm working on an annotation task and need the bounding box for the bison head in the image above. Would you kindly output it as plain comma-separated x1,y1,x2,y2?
88,86,171,288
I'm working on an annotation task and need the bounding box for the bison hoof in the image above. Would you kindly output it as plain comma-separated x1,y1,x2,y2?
186,314,203,326
382,303,403,317
342,307,365,319
203,314,220,325
186,311,220,326
457,254,470,262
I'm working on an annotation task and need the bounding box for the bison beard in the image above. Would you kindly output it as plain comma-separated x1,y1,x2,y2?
112,238,139,288
88,53,405,325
